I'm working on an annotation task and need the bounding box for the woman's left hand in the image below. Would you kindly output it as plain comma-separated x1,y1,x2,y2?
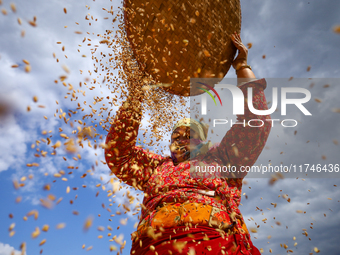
231,32,248,70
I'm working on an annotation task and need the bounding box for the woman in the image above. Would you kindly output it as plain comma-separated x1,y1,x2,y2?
105,33,271,255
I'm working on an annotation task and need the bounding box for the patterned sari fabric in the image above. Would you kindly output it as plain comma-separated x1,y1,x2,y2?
105,79,271,254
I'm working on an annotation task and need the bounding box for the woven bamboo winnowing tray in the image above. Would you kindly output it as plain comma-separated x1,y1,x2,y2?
124,0,241,96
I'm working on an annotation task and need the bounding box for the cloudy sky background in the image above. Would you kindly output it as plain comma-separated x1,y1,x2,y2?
1,0,340,254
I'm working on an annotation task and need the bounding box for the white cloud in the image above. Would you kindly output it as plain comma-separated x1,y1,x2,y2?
0,116,28,172
0,243,24,255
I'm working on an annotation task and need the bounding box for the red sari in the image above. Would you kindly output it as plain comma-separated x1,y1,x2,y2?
105,79,271,254
131,226,261,255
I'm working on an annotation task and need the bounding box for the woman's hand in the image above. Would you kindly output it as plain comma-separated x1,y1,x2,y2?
231,32,248,70
230,32,255,79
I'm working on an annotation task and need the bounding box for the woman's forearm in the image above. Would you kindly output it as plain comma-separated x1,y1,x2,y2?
105,83,165,190
236,66,256,79
217,79,271,178
236,66,256,85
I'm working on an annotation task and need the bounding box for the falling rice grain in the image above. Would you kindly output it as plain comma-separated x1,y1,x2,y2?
39,239,46,246
56,223,66,229
173,242,186,253
25,65,31,73
28,20,37,27
10,3,16,12
232,145,239,157
9,223,15,231
56,197,63,205
52,141,61,149
250,228,257,233
31,227,40,238
13,180,20,190
333,25,340,34
203,49,211,57
62,65,70,74
42,225,49,232
27,210,39,220
83,215,93,232
110,245,117,251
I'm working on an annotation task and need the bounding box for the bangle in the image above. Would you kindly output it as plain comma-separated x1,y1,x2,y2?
235,65,252,74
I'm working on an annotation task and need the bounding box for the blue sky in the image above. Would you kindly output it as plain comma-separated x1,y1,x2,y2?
1,0,340,254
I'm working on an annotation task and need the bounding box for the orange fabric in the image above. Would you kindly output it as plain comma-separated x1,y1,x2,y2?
135,203,249,240
238,218,250,235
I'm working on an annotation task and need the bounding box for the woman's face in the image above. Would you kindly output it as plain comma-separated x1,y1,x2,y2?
170,126,200,164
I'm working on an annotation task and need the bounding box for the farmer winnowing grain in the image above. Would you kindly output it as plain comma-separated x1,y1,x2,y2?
105,32,271,255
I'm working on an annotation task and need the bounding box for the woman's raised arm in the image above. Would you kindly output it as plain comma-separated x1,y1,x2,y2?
214,33,271,178
105,87,165,191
